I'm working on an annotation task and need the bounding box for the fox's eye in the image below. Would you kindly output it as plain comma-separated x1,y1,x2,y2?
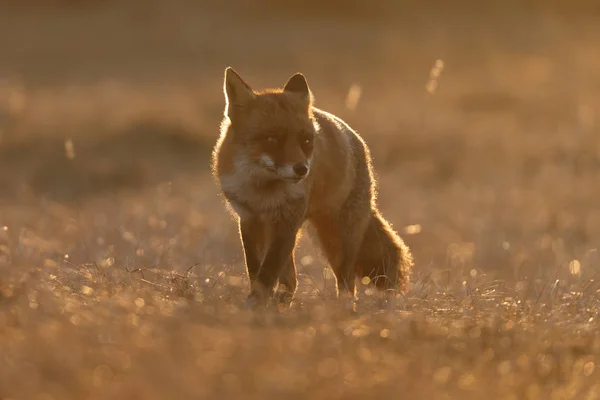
303,137,313,145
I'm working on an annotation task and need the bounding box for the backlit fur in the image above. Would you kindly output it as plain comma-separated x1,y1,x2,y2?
211,67,413,307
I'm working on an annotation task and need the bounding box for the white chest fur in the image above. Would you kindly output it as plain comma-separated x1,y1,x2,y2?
219,171,306,219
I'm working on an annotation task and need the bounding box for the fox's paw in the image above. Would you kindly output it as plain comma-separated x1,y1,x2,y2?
244,294,261,310
274,290,295,308
245,281,277,309
245,291,270,309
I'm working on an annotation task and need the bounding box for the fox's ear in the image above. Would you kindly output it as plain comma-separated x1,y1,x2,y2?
223,67,255,122
283,73,312,106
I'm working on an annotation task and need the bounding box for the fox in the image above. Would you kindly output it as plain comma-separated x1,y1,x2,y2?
211,67,413,307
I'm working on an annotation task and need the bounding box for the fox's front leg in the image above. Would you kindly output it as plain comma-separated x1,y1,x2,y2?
248,219,302,306
239,217,266,293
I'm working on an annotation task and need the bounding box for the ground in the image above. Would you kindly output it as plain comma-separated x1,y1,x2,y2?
1,1,600,399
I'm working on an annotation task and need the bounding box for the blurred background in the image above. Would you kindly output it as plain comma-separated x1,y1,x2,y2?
1,1,600,399
1,0,600,300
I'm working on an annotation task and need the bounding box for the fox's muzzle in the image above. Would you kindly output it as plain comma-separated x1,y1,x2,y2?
278,162,309,182
259,154,310,182
292,163,309,178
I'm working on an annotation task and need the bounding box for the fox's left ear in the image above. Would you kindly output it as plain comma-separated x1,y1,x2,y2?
283,73,313,107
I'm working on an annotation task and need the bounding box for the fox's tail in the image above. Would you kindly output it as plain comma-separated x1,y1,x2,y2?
356,211,413,292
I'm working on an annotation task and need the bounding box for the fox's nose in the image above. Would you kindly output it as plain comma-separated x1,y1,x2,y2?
293,163,309,178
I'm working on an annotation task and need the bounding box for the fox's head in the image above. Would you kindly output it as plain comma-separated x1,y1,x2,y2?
220,67,318,184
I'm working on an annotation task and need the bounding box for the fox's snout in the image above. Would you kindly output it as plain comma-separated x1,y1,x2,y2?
292,163,309,178
259,155,310,182
280,162,310,181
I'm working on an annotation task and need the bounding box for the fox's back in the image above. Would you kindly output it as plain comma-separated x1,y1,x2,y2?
305,108,373,216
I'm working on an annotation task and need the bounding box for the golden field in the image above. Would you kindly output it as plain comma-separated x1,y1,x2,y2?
1,1,600,398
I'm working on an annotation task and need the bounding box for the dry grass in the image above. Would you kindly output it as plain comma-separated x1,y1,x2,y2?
1,1,600,399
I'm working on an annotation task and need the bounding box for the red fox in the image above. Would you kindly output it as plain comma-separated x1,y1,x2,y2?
211,67,413,307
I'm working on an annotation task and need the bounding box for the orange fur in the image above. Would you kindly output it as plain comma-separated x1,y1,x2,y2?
211,67,413,306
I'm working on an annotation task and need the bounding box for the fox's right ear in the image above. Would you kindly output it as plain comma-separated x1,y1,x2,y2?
283,73,312,104
223,67,255,122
